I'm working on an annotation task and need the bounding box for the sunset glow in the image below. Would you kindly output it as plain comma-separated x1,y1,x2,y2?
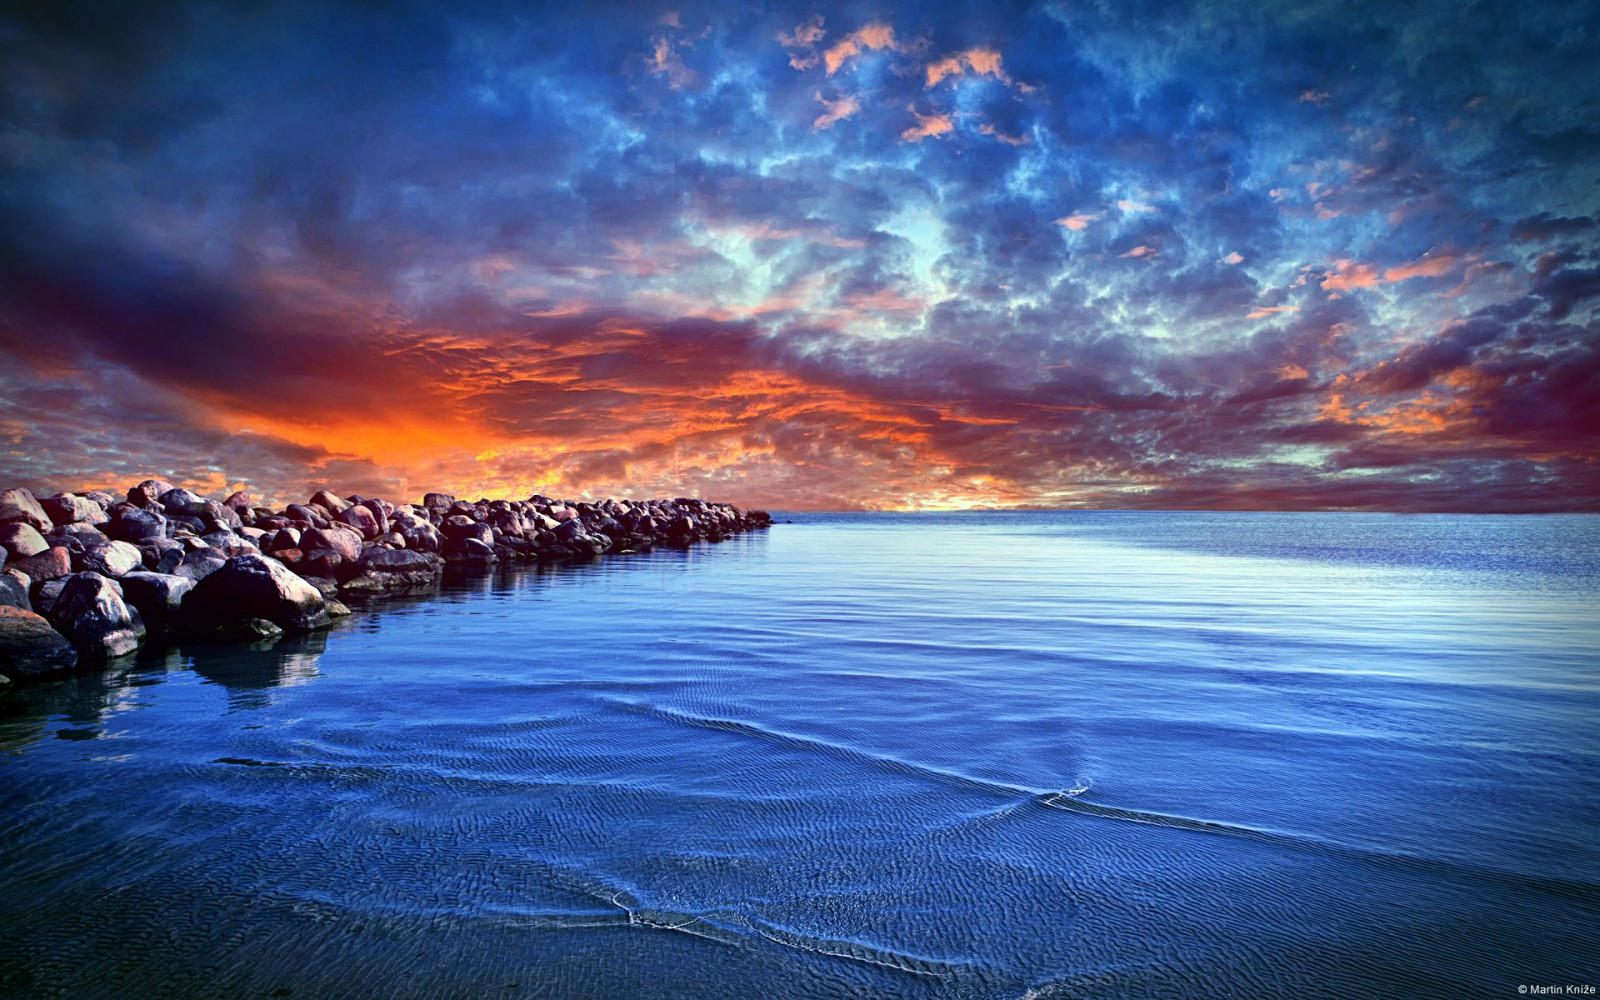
1,1,1595,510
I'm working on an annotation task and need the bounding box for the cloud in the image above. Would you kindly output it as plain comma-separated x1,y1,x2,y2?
823,23,901,76
813,92,860,130
926,47,1011,88
1054,213,1101,231
901,104,954,142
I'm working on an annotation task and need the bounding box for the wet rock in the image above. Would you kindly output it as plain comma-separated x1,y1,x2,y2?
47,572,145,660
10,545,72,583
0,488,52,533
183,553,331,634
340,549,443,594
0,606,79,681
81,540,144,578
0,522,49,560
43,493,109,526
444,536,497,567
119,571,194,633
0,568,30,611
212,617,284,641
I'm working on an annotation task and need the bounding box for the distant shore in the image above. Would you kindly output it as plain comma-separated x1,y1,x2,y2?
0,481,772,685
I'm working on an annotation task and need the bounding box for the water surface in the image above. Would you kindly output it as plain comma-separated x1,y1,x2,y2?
2,512,1597,998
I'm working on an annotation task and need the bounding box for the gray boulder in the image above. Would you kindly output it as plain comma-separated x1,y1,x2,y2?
47,572,145,659
176,548,229,583
127,479,174,508
81,540,144,578
118,572,194,632
0,522,49,559
302,524,362,561
0,568,30,611
49,523,110,549
110,508,167,542
30,579,66,617
0,606,79,680
340,549,444,594
181,553,331,634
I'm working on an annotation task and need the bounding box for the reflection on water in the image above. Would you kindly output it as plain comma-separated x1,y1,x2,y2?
0,515,1596,1000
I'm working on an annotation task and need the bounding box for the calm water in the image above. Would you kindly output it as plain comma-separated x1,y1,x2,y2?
2,512,1597,999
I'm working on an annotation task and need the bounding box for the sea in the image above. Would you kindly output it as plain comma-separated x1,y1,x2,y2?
1,511,1597,999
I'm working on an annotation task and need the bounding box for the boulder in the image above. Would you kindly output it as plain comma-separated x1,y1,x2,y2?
30,579,66,618
81,540,144,578
43,493,110,526
110,508,167,543
47,572,145,660
302,524,362,562
223,490,252,511
284,503,329,528
9,544,72,583
181,553,331,634
127,479,174,508
140,538,186,574
0,522,49,560
49,523,110,549
308,489,350,515
338,503,382,539
0,606,79,681
0,568,30,611
176,548,229,583
340,549,444,594
119,571,194,633
158,488,207,515
0,488,51,533
422,492,456,511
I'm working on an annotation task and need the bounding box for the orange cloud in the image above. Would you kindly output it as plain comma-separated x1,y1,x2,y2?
901,104,954,142
824,23,900,75
813,92,860,130
1321,259,1382,291
647,37,694,89
1053,213,1100,231
1247,305,1301,319
925,47,1010,87
1384,250,1458,282
977,122,1029,145
1120,245,1157,259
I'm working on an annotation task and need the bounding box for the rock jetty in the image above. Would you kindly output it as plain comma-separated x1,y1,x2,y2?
0,482,772,685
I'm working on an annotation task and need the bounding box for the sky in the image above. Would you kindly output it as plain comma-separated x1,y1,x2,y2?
1,0,1596,511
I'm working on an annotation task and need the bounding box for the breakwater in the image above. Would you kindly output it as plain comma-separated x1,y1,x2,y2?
0,481,772,684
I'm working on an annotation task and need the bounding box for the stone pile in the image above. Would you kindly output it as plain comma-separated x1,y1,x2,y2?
0,482,772,685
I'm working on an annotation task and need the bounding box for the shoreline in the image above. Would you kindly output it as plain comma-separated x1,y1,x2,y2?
0,482,772,686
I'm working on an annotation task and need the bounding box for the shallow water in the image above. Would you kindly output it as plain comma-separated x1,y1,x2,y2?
2,512,1597,998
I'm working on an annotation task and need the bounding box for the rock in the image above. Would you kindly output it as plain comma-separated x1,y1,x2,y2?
309,489,350,515
9,544,72,583
445,536,497,566
139,538,185,574
47,572,145,660
181,553,331,634
118,571,194,633
176,548,229,583
422,492,456,511
127,479,174,508
340,549,443,594
223,490,252,511
43,493,110,526
49,523,110,549
402,523,442,552
338,503,381,539
212,617,283,641
0,568,30,611
110,508,167,543
284,503,329,528
81,540,144,578
298,549,344,579
158,488,207,515
30,579,66,617
325,598,352,618
298,576,340,600
302,524,362,562
200,529,250,553
0,522,49,560
0,606,79,681
197,499,242,530
0,488,52,533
